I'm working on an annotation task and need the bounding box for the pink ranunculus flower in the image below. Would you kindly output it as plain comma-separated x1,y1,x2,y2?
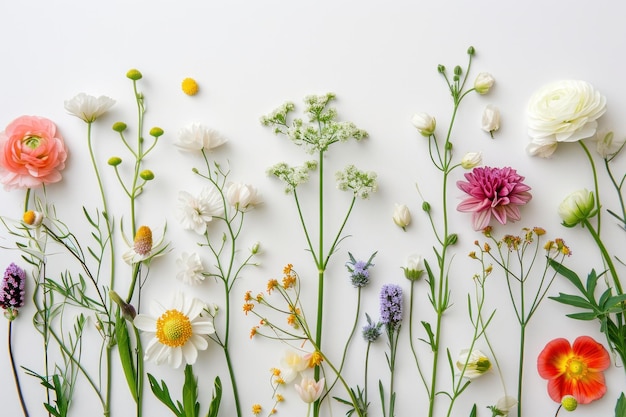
456,166,532,231
0,115,68,190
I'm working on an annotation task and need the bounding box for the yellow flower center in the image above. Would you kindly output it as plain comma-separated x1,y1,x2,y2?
23,211,36,225
134,225,153,256
566,357,587,379
23,135,42,149
156,309,192,347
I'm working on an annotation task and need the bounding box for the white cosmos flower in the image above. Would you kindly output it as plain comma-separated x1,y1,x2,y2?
225,182,262,212
133,292,215,368
176,187,224,235
176,252,206,285
175,123,227,152
64,93,115,123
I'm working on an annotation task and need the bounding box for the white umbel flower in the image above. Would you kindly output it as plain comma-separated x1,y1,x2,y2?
133,292,215,368
64,93,115,123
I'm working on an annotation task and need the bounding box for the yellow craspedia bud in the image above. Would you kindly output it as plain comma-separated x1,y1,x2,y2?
149,127,164,137
112,122,127,132
561,395,578,412
126,69,143,80
108,157,122,166
140,170,155,181
181,77,199,96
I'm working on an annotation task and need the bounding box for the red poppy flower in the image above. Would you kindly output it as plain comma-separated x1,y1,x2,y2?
537,336,610,404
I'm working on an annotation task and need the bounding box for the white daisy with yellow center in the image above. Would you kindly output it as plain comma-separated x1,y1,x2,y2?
133,292,215,368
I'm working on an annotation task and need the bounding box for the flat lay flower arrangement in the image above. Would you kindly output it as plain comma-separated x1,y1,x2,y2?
1,46,625,417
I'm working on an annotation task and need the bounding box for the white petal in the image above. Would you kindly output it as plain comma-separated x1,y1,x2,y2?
182,342,199,365
133,315,157,332
189,333,209,351
191,319,215,335
168,346,183,368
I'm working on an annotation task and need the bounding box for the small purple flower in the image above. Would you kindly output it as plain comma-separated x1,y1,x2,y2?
1,263,26,320
346,251,377,287
362,313,382,342
380,284,403,328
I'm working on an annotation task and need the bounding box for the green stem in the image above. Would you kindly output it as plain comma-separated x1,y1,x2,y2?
579,141,602,234
8,321,30,417
517,324,526,417
582,218,623,294
409,280,429,395
313,150,325,417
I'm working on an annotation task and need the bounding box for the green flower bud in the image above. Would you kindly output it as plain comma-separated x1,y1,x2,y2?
149,127,164,137
561,395,577,412
445,234,458,246
454,65,462,76
251,242,261,255
139,170,155,181
109,290,137,321
126,69,143,80
108,157,122,166
112,122,127,132
437,64,446,73
445,142,453,150
467,46,475,55
422,201,431,212
558,189,596,227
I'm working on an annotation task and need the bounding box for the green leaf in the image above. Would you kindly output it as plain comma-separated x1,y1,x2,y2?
206,377,222,417
420,321,436,351
566,312,599,321
548,259,586,294
549,293,595,310
115,314,138,401
182,364,199,417
148,373,184,417
615,393,626,417
468,404,477,417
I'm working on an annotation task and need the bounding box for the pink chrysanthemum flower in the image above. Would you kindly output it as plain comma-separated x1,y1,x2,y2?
456,166,532,231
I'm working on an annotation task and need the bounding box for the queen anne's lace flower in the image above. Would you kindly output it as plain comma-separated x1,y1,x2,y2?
176,187,224,235
64,93,115,123
133,292,215,368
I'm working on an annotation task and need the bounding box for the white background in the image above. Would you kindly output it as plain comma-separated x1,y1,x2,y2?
1,1,626,416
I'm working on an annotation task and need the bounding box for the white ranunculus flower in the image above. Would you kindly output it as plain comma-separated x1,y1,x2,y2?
460,152,482,169
225,182,262,212
456,348,492,379
527,80,606,156
411,112,436,136
481,105,500,137
176,252,206,285
392,203,411,230
176,187,224,235
133,292,215,368
474,72,495,94
64,93,115,123
175,124,227,152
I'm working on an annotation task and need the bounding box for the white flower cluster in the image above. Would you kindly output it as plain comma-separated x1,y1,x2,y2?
267,161,318,193
335,164,378,199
